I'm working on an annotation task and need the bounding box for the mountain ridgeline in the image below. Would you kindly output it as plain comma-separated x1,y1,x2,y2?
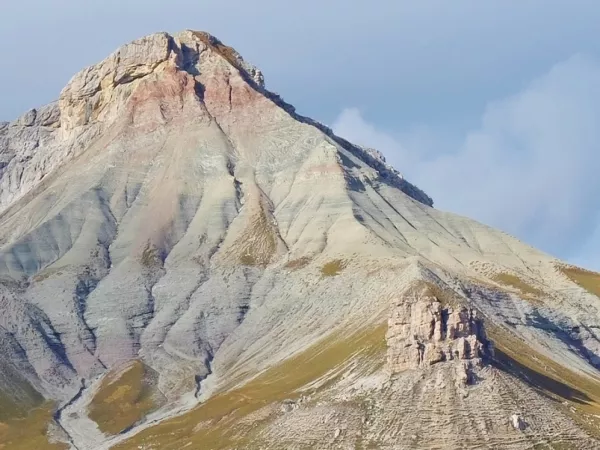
1,30,600,449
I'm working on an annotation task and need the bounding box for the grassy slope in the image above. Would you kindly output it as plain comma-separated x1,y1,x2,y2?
490,324,600,439
115,324,387,450
0,403,66,450
88,360,160,435
0,364,44,421
493,273,544,299
0,359,63,449
559,266,600,298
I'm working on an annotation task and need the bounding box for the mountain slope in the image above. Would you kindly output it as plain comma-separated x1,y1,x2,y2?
1,30,600,449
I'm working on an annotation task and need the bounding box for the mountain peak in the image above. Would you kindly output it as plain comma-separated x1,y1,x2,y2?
0,29,432,215
180,30,265,87
58,30,264,131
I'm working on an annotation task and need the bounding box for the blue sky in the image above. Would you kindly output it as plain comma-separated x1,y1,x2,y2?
2,1,599,269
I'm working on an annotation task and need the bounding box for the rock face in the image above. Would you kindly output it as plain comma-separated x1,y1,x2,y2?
511,414,527,431
0,102,62,212
386,290,492,377
1,29,600,449
0,29,436,405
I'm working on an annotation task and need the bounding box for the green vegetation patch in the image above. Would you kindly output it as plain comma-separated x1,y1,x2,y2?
0,403,67,450
89,360,162,435
493,273,544,299
489,324,600,439
321,259,346,277
115,324,387,450
559,265,600,298
0,364,44,422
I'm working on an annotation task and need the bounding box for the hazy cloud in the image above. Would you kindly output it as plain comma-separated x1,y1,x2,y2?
333,55,600,269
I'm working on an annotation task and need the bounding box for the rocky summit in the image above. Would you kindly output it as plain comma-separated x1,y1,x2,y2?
1,30,600,450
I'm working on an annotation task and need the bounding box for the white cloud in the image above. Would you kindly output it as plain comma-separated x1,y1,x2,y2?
333,55,600,270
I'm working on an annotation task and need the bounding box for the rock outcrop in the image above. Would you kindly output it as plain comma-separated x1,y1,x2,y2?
386,289,493,377
511,414,527,431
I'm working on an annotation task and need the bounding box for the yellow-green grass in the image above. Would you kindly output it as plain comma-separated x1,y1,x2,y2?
489,324,600,438
321,259,346,277
532,443,580,450
115,324,387,450
493,273,544,299
89,360,160,435
0,371,45,422
0,403,67,450
559,266,600,298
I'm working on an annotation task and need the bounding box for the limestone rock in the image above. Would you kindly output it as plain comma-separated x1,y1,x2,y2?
281,399,299,413
17,108,37,127
58,32,173,130
386,290,492,373
511,414,527,431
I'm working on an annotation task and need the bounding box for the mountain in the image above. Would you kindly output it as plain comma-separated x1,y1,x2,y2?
1,30,600,450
